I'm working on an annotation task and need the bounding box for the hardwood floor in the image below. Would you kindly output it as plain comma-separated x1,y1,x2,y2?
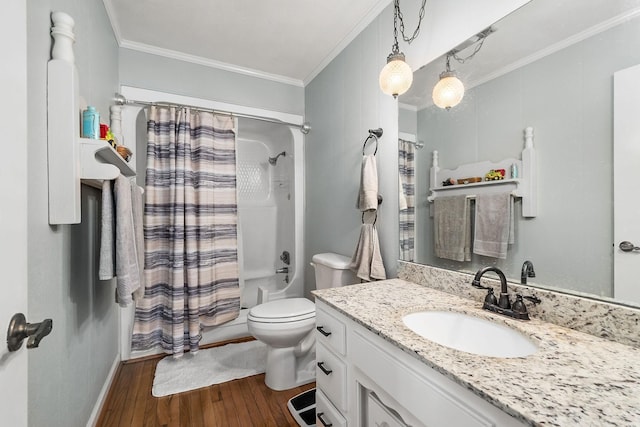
96,341,315,427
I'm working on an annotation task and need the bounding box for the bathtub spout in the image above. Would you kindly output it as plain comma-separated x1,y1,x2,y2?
268,151,286,165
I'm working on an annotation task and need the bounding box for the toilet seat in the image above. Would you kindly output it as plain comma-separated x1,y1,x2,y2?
248,298,315,323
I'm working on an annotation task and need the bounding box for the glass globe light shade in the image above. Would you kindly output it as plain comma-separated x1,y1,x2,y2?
379,52,413,98
432,71,465,110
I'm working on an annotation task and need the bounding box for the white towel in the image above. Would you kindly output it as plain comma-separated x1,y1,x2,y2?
349,223,387,281
99,180,115,280
356,155,379,211
434,196,472,262
473,192,514,259
115,175,146,306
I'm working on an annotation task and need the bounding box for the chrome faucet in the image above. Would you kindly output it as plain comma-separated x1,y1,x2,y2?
521,260,536,284
275,266,289,274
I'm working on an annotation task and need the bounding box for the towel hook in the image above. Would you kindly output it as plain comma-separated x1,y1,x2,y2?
362,210,378,225
362,128,383,155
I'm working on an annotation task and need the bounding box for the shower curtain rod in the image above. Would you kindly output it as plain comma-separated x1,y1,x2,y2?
399,138,424,149
113,93,311,135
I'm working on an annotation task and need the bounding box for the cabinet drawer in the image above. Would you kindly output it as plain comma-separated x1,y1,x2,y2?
316,306,346,356
367,392,408,427
316,389,347,427
316,342,347,411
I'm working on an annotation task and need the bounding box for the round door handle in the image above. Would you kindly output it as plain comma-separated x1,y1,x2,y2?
619,241,640,252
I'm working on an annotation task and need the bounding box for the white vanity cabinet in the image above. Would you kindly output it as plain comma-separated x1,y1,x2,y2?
315,303,349,427
315,300,527,427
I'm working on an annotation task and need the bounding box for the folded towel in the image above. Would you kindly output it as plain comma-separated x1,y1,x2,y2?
356,155,379,211
434,195,471,262
350,223,387,281
473,192,514,259
113,175,145,307
99,180,115,280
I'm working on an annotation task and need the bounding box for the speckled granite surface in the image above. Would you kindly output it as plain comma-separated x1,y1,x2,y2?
313,279,640,427
399,261,640,348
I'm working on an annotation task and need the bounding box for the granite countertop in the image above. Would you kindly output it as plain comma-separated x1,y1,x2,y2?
312,279,640,427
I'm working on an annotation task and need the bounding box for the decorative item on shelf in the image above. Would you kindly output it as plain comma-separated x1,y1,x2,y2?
457,177,483,185
116,146,132,162
485,169,505,181
379,0,426,98
442,178,456,186
99,123,109,139
82,106,100,139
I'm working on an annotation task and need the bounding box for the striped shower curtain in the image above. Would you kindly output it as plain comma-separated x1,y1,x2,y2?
399,140,415,261
132,106,241,357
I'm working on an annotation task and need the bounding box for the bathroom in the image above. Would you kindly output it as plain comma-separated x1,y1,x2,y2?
3,0,640,426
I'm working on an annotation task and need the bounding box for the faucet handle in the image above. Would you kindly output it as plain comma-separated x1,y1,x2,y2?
522,294,541,305
512,294,528,315
483,288,498,306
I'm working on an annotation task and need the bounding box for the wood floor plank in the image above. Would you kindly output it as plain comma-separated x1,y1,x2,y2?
96,338,316,427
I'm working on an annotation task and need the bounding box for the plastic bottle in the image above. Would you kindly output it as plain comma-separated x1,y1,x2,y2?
82,106,100,139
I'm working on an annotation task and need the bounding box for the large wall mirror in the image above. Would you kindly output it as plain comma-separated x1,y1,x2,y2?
398,0,640,308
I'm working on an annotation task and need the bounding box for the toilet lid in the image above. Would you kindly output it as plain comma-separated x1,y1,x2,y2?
248,298,315,323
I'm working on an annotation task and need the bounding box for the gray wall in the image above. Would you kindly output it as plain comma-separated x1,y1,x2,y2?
27,1,120,426
303,0,528,294
119,49,305,116
304,6,399,293
399,106,418,135
414,18,640,297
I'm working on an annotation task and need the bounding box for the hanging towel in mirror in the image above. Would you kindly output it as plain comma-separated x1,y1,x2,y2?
356,154,379,211
473,192,514,259
434,195,471,262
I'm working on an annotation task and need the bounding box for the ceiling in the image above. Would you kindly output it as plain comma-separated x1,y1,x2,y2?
401,0,640,109
103,0,391,86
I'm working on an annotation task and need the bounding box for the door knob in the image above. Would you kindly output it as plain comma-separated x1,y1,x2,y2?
6,313,53,352
619,241,640,252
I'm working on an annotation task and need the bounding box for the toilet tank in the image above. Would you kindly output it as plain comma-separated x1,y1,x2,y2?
312,253,357,289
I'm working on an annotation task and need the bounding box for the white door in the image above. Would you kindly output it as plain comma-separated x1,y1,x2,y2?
613,64,640,306
0,2,29,425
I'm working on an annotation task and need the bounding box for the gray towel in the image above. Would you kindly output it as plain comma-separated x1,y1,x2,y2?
356,155,379,211
434,195,471,262
473,192,514,259
113,175,145,306
99,180,115,280
350,223,387,281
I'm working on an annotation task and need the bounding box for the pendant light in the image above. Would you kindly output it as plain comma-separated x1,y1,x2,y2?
432,53,465,110
379,0,427,98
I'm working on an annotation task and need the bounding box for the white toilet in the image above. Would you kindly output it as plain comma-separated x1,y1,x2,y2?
247,253,356,391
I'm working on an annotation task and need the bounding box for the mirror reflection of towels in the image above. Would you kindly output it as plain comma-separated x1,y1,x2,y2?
473,192,514,259
434,195,471,262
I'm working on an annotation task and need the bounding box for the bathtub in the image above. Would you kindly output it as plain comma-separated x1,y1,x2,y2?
117,87,305,360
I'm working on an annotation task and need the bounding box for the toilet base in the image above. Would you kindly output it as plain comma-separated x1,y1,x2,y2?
264,346,316,391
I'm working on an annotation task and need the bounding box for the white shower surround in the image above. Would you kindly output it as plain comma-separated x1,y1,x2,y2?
117,86,305,360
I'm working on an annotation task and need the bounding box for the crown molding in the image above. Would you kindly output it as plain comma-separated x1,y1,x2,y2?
467,7,640,90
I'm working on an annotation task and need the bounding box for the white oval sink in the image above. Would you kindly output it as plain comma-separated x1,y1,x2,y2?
402,311,538,358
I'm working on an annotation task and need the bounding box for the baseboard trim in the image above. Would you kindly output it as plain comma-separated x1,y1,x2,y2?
86,354,121,427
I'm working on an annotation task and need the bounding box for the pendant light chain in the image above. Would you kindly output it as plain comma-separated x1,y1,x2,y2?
395,0,427,45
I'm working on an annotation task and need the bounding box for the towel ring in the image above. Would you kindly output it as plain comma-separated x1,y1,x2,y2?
362,134,378,155
362,128,383,155
362,210,378,225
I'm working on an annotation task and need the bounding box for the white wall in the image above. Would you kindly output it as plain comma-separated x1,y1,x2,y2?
304,0,529,293
27,1,120,426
